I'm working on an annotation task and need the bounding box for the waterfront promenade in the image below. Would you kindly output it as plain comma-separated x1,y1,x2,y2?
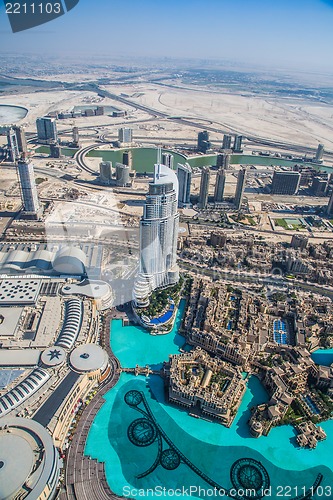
61,311,123,500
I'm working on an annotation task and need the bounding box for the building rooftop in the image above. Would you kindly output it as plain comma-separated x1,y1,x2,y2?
0,416,60,500
0,349,40,367
61,279,111,299
0,278,41,305
40,346,66,367
33,370,80,427
0,307,23,337
70,344,108,373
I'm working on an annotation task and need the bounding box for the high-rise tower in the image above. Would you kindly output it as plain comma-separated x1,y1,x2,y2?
233,135,243,152
199,166,210,209
177,163,192,208
234,168,247,210
222,134,232,150
17,159,40,218
122,150,132,167
216,153,230,169
6,128,20,162
197,131,211,153
36,117,58,144
327,190,333,217
118,128,133,144
13,125,27,155
72,126,80,147
214,169,226,203
162,152,174,170
315,143,324,162
133,163,179,307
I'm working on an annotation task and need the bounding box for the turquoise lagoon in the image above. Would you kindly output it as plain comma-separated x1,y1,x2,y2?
311,349,333,367
85,303,333,498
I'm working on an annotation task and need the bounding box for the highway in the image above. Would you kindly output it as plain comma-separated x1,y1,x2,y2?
87,83,333,160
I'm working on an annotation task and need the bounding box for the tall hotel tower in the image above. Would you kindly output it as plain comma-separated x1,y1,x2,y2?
177,163,192,208
133,162,179,307
17,159,41,218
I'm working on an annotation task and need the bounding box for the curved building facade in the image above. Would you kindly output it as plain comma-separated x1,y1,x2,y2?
133,163,179,307
0,417,61,499
55,299,83,350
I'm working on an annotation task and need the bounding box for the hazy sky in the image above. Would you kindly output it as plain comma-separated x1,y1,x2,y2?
1,0,333,72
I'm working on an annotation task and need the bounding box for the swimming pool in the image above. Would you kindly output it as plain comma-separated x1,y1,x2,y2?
273,319,289,344
303,395,321,415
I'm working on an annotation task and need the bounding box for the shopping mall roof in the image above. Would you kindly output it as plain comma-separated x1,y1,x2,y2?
0,278,41,305
0,307,23,336
70,344,108,373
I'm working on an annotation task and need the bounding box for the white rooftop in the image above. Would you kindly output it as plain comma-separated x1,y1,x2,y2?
0,433,34,499
0,278,41,305
70,344,108,373
0,307,23,337
0,349,40,367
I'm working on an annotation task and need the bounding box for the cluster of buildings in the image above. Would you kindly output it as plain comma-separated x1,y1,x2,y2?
48,106,126,120
197,131,243,154
249,344,332,447
171,268,333,435
180,229,333,290
270,167,333,198
197,163,246,210
165,347,246,426
0,273,114,498
99,160,134,187
2,102,333,496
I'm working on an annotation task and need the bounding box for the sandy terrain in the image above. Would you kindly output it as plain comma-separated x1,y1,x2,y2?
2,76,333,160
101,82,333,150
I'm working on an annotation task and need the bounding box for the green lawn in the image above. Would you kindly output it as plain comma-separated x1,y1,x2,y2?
274,218,305,230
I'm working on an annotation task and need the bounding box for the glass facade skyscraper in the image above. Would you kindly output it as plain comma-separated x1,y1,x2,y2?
133,163,179,307
17,160,40,216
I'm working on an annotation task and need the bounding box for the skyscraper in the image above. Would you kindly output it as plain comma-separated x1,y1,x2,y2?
133,163,179,307
311,176,328,196
118,127,133,144
315,143,324,162
122,150,132,167
36,117,58,144
234,168,247,210
6,127,19,162
197,131,211,153
162,152,174,170
50,143,62,158
216,153,230,169
177,163,192,208
115,163,131,186
17,160,40,217
13,125,27,155
72,126,80,147
327,190,333,217
233,135,243,152
214,169,226,203
222,134,232,150
199,166,210,209
271,171,301,195
99,161,113,185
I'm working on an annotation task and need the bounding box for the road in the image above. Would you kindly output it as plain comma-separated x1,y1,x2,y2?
87,83,333,160
179,260,333,299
